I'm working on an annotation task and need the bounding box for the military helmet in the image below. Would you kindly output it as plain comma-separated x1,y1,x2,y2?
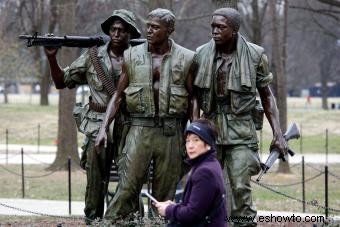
101,9,141,39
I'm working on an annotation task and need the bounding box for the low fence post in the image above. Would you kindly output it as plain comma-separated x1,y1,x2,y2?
325,129,328,165
259,130,263,159
21,148,25,198
325,165,328,219
37,123,40,153
302,156,305,213
68,156,71,215
299,123,303,154
6,129,8,165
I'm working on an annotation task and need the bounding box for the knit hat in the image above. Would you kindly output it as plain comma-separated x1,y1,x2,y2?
101,9,141,39
185,122,216,149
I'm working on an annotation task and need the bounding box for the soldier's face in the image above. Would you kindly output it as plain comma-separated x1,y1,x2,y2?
146,17,169,45
109,20,129,48
211,15,234,45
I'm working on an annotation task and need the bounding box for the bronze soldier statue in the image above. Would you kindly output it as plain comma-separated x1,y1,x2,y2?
95,8,199,222
194,8,288,227
44,9,141,224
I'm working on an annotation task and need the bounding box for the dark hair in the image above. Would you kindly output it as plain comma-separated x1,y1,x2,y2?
213,8,241,32
147,8,176,34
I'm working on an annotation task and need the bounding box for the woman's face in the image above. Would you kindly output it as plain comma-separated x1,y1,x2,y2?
185,133,210,160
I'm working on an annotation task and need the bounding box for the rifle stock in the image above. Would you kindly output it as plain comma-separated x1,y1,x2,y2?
19,32,145,48
256,123,300,182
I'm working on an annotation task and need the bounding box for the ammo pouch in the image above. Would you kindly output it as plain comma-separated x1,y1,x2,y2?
251,100,264,130
73,102,87,133
163,118,177,136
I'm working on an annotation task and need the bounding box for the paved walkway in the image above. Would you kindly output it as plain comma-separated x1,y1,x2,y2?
0,198,84,216
1,198,339,224
1,144,340,164
0,144,81,164
1,144,340,224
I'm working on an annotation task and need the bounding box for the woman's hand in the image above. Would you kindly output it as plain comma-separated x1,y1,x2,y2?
155,200,175,217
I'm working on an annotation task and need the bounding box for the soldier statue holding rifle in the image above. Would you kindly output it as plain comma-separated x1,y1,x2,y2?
43,9,141,224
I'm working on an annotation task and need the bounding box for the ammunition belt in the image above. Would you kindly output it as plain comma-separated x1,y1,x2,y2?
89,99,107,113
89,46,116,96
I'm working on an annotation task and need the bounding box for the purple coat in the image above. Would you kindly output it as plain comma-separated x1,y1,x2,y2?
165,150,227,227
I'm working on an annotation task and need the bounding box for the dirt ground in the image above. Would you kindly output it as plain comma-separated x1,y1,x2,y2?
0,217,331,227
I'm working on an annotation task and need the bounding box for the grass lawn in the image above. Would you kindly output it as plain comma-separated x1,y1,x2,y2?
0,164,86,201
0,103,85,146
252,163,340,216
1,97,340,153
0,163,339,215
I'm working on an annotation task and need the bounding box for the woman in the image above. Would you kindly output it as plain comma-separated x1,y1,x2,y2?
155,119,227,227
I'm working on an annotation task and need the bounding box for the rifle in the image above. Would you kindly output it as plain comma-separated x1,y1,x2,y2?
256,122,300,182
18,32,145,48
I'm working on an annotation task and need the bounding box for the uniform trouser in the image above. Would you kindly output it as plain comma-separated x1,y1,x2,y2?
217,144,261,227
104,124,185,220
81,138,115,224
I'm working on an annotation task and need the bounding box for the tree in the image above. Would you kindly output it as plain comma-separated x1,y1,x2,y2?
269,0,289,173
0,40,38,104
17,0,53,106
212,0,238,8
47,0,79,171
290,0,340,109
0,0,39,103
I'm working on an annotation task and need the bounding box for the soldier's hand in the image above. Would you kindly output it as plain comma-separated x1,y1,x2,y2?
270,134,288,157
95,128,107,154
43,33,58,57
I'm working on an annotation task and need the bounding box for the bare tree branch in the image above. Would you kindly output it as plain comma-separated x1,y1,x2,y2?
177,13,212,22
311,13,338,38
259,1,268,25
305,0,339,38
317,0,340,8
178,0,193,18
290,5,340,21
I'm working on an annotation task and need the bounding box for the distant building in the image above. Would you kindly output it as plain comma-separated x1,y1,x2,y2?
309,82,340,97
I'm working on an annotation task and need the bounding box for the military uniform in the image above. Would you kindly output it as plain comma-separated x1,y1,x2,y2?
195,35,273,226
64,41,124,222
63,9,141,224
104,39,195,220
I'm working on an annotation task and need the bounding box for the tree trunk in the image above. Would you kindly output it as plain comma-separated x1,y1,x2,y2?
40,63,50,106
3,84,8,104
270,0,289,173
320,48,334,110
148,0,172,10
212,0,238,9
47,0,79,171
251,0,262,45
40,0,57,106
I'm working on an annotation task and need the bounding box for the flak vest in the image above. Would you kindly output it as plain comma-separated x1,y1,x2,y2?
195,38,265,116
123,40,195,119
195,36,270,144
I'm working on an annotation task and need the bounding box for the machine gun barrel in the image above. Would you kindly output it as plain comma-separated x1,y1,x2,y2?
256,123,300,182
19,33,145,48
